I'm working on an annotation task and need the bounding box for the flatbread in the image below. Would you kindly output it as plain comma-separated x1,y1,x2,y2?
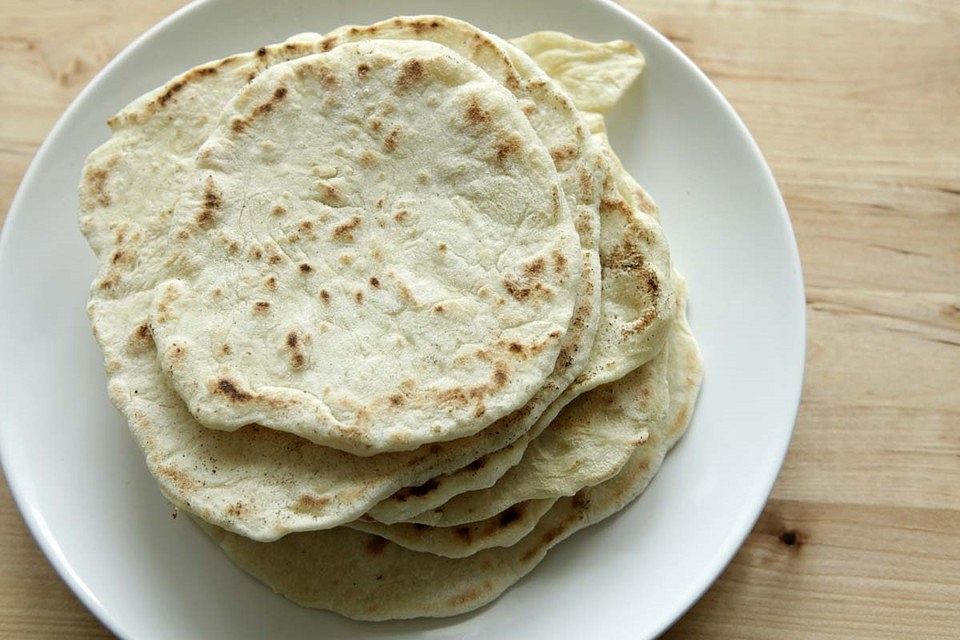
147,40,581,453
196,293,702,620
510,31,645,113
82,19,605,541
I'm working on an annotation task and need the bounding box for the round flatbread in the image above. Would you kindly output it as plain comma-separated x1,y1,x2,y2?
148,40,581,453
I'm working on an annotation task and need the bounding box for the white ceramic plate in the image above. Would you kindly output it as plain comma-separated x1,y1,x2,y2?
0,1,804,638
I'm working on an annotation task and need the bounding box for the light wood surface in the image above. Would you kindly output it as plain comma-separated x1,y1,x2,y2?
1,1,958,637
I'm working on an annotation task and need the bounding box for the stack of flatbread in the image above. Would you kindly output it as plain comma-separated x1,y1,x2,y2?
79,16,702,620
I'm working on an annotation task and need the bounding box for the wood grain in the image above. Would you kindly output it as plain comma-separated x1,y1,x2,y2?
1,1,958,637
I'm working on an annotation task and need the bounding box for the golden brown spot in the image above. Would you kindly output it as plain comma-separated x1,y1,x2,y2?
495,134,523,165
354,291,364,304
522,256,545,278
553,249,568,275
446,587,481,608
502,276,527,301
227,241,240,255
220,344,232,356
264,276,278,291
195,211,214,228
394,59,424,93
230,117,248,134
320,36,337,52
578,166,593,200
473,403,486,418
298,219,314,233
252,100,274,118
85,168,111,207
215,378,252,402
369,277,380,288
357,63,370,78
438,242,447,253
600,196,633,219
156,464,199,493
319,289,331,304
369,118,382,133
383,127,400,152
98,273,120,290
409,19,438,34
127,322,154,353
607,240,659,297
550,144,578,165
332,215,362,241
299,263,313,274
436,387,469,407
465,96,490,125
226,502,244,518
433,304,444,314
502,276,552,302
360,150,377,167
492,362,509,388
156,80,185,107
286,332,298,348
295,494,331,511
253,300,270,314
319,183,344,206
549,329,562,339
256,46,267,58
508,342,523,354
268,254,282,265
271,204,286,216
291,353,305,369
389,394,405,407
339,254,354,266
313,63,339,89
521,103,537,117
251,247,263,261
392,209,409,223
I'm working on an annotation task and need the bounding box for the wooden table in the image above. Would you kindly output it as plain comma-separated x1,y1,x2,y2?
1,1,958,637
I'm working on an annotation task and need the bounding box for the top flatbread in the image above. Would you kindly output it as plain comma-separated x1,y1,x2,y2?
147,39,582,453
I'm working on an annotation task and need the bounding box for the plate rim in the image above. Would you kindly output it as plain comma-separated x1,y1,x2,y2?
0,1,806,637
